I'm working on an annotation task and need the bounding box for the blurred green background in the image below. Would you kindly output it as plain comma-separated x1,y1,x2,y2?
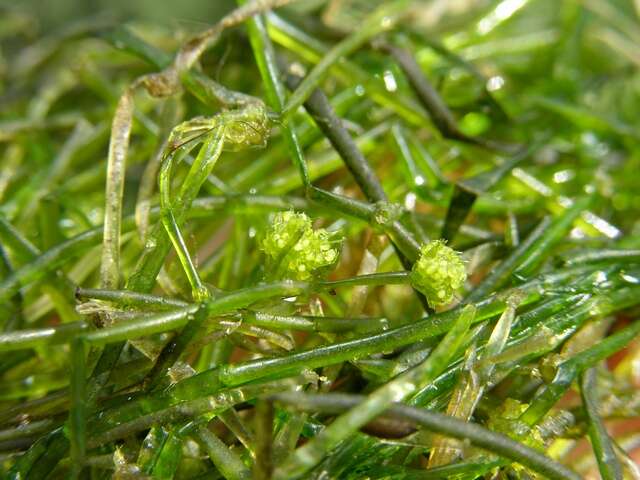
0,0,237,30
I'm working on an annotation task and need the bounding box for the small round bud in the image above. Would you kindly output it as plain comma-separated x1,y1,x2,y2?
261,211,340,280
372,201,404,229
410,240,466,308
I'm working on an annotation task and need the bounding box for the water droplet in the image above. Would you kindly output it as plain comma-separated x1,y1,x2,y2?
552,169,574,184
383,70,397,92
477,19,492,34
404,192,417,210
289,62,306,77
60,218,75,229
592,270,612,290
621,273,640,284
145,237,157,249
354,85,365,96
569,227,586,239
486,75,505,91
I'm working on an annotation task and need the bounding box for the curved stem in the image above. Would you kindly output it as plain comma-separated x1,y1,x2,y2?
273,305,474,479
271,392,582,480
100,87,133,290
159,127,225,301
580,368,623,480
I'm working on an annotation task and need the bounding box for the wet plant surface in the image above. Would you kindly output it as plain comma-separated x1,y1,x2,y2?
1,0,640,478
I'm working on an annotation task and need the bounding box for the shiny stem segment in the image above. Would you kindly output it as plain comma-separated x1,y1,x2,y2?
159,129,224,301
241,5,309,187
68,337,87,479
196,425,252,480
253,398,275,480
521,303,640,425
273,305,474,479
580,367,623,480
429,297,519,466
100,87,133,289
272,392,582,480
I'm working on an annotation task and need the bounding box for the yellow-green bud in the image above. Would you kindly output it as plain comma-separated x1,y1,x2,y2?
261,211,340,280
410,240,466,308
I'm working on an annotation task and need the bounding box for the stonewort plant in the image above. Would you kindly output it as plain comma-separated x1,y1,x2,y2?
1,0,640,479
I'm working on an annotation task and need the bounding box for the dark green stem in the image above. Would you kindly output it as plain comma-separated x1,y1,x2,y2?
271,392,581,480
580,368,623,480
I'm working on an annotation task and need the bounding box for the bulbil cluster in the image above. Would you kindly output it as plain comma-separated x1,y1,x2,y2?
410,240,467,308
261,211,340,280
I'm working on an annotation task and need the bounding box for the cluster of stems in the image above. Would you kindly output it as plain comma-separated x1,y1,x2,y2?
0,2,638,480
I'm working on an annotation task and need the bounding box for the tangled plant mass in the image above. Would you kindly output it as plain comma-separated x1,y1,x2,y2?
1,0,640,479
